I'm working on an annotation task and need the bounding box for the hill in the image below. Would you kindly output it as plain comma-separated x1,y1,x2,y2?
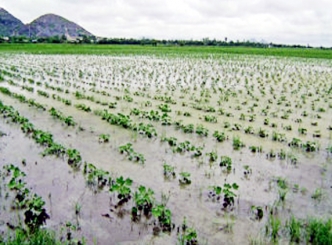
0,8,93,38
26,14,92,38
0,7,25,36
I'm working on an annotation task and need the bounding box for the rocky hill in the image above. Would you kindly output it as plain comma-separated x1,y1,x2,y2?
0,8,93,38
26,14,92,38
0,7,25,36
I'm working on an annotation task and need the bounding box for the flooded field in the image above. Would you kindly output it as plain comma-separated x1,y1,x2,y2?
0,53,332,244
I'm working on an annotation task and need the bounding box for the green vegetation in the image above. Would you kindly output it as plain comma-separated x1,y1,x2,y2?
208,182,240,209
152,204,172,232
0,164,55,243
179,172,191,185
286,215,301,243
178,218,199,245
220,156,233,172
306,218,332,245
232,136,245,150
163,163,176,178
0,229,63,245
109,176,133,201
1,43,332,244
132,185,155,219
118,143,146,164
83,162,111,189
0,43,331,59
264,215,332,245
266,215,281,243
98,133,110,143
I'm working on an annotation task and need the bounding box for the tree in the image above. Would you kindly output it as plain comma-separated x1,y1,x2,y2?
61,34,67,43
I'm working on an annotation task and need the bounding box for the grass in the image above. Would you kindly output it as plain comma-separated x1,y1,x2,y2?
264,215,332,244
306,218,332,245
287,215,302,243
311,188,324,201
0,229,63,245
278,189,288,203
277,177,288,189
269,215,281,243
249,235,266,245
0,43,332,59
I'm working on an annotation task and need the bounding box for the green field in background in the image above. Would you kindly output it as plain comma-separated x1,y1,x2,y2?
1,43,332,59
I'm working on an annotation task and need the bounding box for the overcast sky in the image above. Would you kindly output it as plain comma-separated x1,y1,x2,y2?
1,0,331,47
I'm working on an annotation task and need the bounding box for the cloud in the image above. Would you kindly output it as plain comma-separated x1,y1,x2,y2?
0,0,331,46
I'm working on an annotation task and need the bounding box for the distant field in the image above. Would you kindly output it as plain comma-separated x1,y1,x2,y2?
1,43,332,59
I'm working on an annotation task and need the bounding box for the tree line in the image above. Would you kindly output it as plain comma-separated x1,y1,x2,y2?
1,35,330,49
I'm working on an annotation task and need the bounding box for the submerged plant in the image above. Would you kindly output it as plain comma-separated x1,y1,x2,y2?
119,143,133,154
208,185,222,202
303,141,319,152
196,124,209,136
193,146,203,157
258,128,269,138
161,136,178,147
152,204,172,233
204,114,217,123
163,163,176,178
158,103,172,113
232,136,245,150
178,217,198,245
33,130,53,147
173,141,196,154
311,188,324,201
244,126,254,134
213,131,227,142
66,148,82,167
286,215,302,243
42,143,66,157
84,162,111,189
64,116,76,126
3,164,50,232
266,214,281,243
206,151,218,162
179,172,191,185
306,218,332,245
98,133,110,143
249,145,263,153
251,206,264,220
243,165,252,178
275,177,288,203
128,151,146,165
222,183,239,209
110,176,133,202
182,123,194,134
220,156,232,173
289,138,302,148
132,185,155,219
272,131,287,142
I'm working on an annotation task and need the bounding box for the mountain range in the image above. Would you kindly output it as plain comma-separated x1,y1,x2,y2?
0,7,93,38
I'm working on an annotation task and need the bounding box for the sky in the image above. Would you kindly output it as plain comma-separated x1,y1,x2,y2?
0,0,331,47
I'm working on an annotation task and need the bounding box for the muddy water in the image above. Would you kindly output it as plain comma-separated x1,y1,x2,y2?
1,54,332,244
0,117,156,244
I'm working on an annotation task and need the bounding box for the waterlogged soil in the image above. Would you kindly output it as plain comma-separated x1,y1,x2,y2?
0,53,332,244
